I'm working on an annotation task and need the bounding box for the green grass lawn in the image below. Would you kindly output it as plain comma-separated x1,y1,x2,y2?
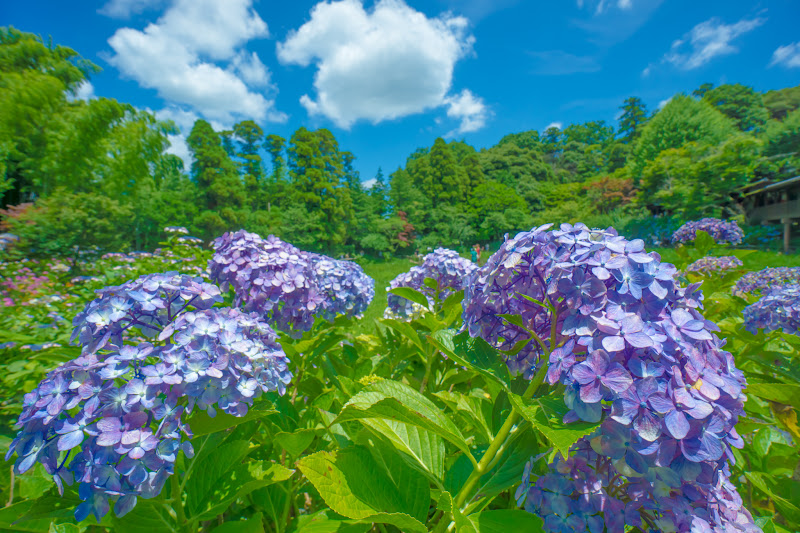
354,257,415,334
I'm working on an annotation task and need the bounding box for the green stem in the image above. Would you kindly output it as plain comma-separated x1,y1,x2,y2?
171,471,186,528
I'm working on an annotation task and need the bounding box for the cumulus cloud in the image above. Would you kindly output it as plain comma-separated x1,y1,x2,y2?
107,0,284,123
770,42,800,68
277,0,485,132
443,89,489,136
67,80,95,102
658,17,765,71
153,106,227,169
99,0,166,18
545,121,563,131
658,96,673,109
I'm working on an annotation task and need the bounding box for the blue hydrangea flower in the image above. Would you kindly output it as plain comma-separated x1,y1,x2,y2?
671,218,744,246
686,256,742,275
743,284,800,336
7,273,291,522
733,266,800,298
384,248,478,320
463,223,754,532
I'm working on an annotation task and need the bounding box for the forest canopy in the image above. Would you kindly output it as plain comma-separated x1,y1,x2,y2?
2,27,799,256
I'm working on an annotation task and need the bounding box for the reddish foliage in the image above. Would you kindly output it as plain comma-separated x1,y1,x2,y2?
396,211,415,245
585,176,635,214
0,203,35,231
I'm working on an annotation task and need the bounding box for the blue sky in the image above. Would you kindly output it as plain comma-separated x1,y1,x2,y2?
4,0,800,183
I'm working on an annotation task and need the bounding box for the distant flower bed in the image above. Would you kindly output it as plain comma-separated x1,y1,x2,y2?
733,266,800,298
671,218,744,245
686,255,743,275
744,283,800,335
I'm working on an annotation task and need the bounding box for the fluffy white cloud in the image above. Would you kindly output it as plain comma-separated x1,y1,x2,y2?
545,121,563,130
443,89,488,135
99,0,166,18
277,0,484,131
107,0,284,123
154,106,226,169
361,178,377,189
67,80,95,102
658,96,672,109
770,42,800,68
662,17,765,70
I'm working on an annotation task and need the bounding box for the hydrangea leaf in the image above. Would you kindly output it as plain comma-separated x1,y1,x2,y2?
388,287,431,311
334,379,472,459
380,318,425,352
745,472,800,523
436,490,475,532
430,329,512,391
293,510,371,532
209,512,264,533
359,418,446,482
747,383,800,410
274,429,319,457
109,498,178,532
467,509,545,532
296,447,428,532
188,400,277,438
509,393,601,459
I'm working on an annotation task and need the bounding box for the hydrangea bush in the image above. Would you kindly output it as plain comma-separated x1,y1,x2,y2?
384,247,477,319
463,223,754,532
5,273,291,521
733,266,800,298
686,255,743,275
3,224,797,532
209,230,374,335
743,284,800,336
672,218,744,245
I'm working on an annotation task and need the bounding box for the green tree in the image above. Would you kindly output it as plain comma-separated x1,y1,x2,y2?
763,85,800,121
702,83,769,132
617,97,648,143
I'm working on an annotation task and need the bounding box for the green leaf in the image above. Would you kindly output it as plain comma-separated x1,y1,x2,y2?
745,472,800,523
334,379,473,459
48,524,81,533
694,230,715,256
210,513,264,533
294,511,371,533
441,290,465,315
110,498,178,532
467,510,545,532
380,318,425,352
747,383,800,410
430,329,512,391
187,400,276,438
509,393,600,458
388,287,430,311
274,429,318,456
360,418,445,482
296,447,429,533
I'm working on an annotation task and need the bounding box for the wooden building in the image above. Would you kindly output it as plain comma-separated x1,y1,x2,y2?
740,176,800,253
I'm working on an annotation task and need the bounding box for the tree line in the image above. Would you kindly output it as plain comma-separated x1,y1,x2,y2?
1,27,799,258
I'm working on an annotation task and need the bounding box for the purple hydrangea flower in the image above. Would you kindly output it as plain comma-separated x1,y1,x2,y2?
686,256,743,275
463,223,753,532
743,284,800,336
733,266,800,298
671,218,744,246
209,231,374,335
384,248,478,320
7,274,291,522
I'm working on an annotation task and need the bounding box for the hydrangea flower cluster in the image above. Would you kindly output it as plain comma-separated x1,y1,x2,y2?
732,266,800,298
0,232,18,252
743,284,800,336
686,255,743,275
463,223,753,532
306,253,374,322
671,218,744,245
384,248,477,320
209,230,374,335
6,273,291,521
164,226,189,234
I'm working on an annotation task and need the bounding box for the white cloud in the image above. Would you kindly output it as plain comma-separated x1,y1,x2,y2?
277,0,483,131
661,17,765,70
577,0,634,14
362,178,377,189
658,96,672,109
154,106,227,169
107,0,284,123
617,0,632,9
99,0,166,18
443,89,488,135
545,121,562,130
770,42,800,68
67,80,95,102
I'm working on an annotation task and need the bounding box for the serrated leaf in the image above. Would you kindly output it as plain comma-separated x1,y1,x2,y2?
334,380,472,459
380,318,425,352
442,290,465,315
296,447,428,532
509,393,600,458
430,330,512,391
361,418,445,482
210,512,264,533
187,400,276,438
388,287,430,311
293,511,371,533
467,509,545,532
110,498,178,532
745,472,800,523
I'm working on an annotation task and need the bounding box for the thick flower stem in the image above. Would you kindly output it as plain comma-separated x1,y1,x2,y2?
171,471,187,529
